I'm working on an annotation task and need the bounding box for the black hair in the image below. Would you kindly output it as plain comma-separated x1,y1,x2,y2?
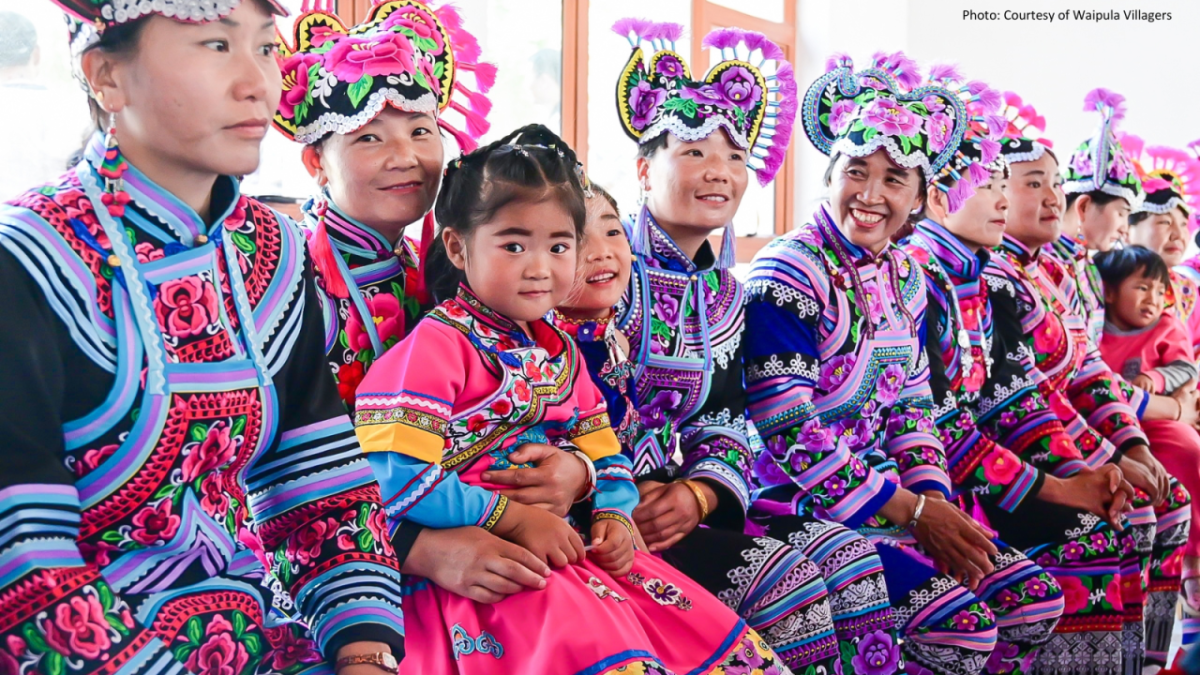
637,133,669,159
424,123,588,304
0,12,37,69
822,152,928,226
589,182,619,216
1094,245,1172,294
1128,211,1151,227
1065,189,1123,211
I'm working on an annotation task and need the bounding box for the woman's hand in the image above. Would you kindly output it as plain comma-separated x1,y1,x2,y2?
493,501,586,568
1037,466,1132,530
589,518,636,576
481,443,589,517
882,490,997,590
632,480,716,552
1173,380,1199,426
1131,373,1156,391
402,526,551,603
1119,446,1169,506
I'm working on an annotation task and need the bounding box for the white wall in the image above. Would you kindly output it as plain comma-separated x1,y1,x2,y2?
792,0,1200,227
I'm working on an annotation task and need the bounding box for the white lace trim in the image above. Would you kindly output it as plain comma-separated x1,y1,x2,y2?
1136,194,1188,215
640,115,751,153
831,134,934,177
102,0,241,24
294,89,439,144
746,353,818,382
1002,141,1047,165
1062,178,1144,209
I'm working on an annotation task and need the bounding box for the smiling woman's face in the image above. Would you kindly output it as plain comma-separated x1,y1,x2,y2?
639,131,749,240
826,150,924,254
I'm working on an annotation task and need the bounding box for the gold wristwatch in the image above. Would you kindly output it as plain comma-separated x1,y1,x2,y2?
335,653,398,674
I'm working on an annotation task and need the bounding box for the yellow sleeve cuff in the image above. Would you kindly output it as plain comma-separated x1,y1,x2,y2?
355,424,445,464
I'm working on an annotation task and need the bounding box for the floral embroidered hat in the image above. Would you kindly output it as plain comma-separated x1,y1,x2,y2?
919,64,1008,213
1121,134,1200,217
802,52,994,189
54,0,287,55
1062,88,1143,206
996,91,1055,165
273,0,494,150
612,18,798,186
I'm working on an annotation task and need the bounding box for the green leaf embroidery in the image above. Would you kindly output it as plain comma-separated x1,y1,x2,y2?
231,416,247,438
242,633,263,657
413,70,430,91
391,281,405,299
908,102,929,116
899,136,912,155
415,37,437,53
189,423,207,443
819,113,830,125
650,317,671,342
662,97,698,118
45,651,65,675
101,530,125,543
433,61,445,79
862,127,878,142
233,611,247,637
23,624,49,653
186,616,203,645
397,26,418,39
356,529,374,551
231,230,257,256
355,349,375,367
911,133,924,149
357,505,369,529
174,644,196,663
99,583,115,610
347,74,375,109
106,614,128,635
848,120,866,133
294,100,309,123
338,329,350,350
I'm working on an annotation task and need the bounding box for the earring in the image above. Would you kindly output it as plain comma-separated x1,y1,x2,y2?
98,113,131,218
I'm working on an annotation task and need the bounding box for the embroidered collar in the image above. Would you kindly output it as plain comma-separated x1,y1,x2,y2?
999,234,1043,267
912,219,988,281
312,197,398,262
82,131,240,244
635,208,718,274
451,283,566,357
552,309,615,343
1051,233,1088,260
816,202,892,267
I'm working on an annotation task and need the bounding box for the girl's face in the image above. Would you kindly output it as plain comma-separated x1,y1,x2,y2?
561,196,631,317
303,108,443,241
85,1,282,179
943,171,1009,250
827,150,923,254
1105,269,1166,331
1080,196,1132,252
638,131,749,237
445,196,578,329
1003,153,1065,248
1129,206,1189,267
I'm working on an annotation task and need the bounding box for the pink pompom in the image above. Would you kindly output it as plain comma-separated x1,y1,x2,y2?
975,88,1001,113
984,115,1009,139
741,31,785,62
649,21,684,42
701,27,746,51
946,178,975,214
824,52,853,73
928,63,962,83
438,119,477,153
1118,133,1144,159
964,80,989,95
1004,91,1023,107
434,4,481,64
886,51,922,90
756,61,798,187
449,100,490,139
1143,177,1173,193
460,61,497,92
454,81,492,115
1083,87,1127,122
612,17,652,40
968,160,991,185
978,138,1001,165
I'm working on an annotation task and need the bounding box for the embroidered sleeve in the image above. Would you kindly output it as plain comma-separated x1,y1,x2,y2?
564,351,637,522
0,249,167,674
922,282,1041,511
1152,314,1198,394
744,250,896,529
353,321,508,532
677,307,754,527
886,302,952,498
250,259,405,660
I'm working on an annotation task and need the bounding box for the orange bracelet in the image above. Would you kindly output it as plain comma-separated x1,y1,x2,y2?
676,479,710,522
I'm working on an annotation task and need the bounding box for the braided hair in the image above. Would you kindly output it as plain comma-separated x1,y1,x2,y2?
424,124,588,303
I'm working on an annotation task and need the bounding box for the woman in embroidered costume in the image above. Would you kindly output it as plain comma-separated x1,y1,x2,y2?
0,1,411,673
1123,136,1200,352
899,67,1180,675
1048,89,1193,673
606,20,886,672
353,124,792,674
553,171,846,671
746,52,1068,675
988,90,1186,674
273,1,595,608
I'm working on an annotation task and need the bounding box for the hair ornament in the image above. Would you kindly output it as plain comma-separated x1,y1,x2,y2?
1062,87,1143,205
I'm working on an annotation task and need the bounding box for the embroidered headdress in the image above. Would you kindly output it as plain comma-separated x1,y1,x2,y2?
273,0,494,150
919,64,1007,213
1121,135,1200,217
54,0,287,55
1062,88,1143,205
996,91,1054,165
802,52,995,193
612,18,798,186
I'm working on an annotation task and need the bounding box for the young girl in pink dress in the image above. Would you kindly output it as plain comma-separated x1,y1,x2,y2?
353,124,791,674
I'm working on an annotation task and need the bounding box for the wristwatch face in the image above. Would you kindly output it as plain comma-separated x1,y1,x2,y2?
379,653,398,671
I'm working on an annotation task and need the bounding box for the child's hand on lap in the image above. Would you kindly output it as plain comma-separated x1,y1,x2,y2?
1132,373,1155,391
589,517,635,577
494,502,585,568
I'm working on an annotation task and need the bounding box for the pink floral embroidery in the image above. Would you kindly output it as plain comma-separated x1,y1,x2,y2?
1055,574,1089,614
981,447,1022,484
182,419,240,481
264,627,322,671
291,518,339,567
186,631,249,675
155,276,220,339
324,33,416,83
345,292,404,354
279,53,321,120
130,499,181,545
45,595,112,659
134,241,166,264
